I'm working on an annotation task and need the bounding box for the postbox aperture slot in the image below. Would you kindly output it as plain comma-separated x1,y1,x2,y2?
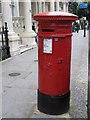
42,29,54,32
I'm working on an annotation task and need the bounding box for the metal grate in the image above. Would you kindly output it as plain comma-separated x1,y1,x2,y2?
9,72,21,77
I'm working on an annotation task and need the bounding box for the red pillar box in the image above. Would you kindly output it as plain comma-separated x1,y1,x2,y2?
34,12,78,115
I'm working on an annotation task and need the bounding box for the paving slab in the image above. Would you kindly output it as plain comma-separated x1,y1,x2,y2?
0,60,2,119
2,88,37,118
2,48,38,118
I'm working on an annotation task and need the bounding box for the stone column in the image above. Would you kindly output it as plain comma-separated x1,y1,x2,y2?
56,0,59,11
36,0,38,14
2,1,13,31
50,0,54,12
39,2,42,13
15,0,19,17
63,2,66,12
66,3,68,12
45,2,48,12
21,1,36,47
59,2,62,11
1,0,20,56
42,2,45,13
0,13,3,28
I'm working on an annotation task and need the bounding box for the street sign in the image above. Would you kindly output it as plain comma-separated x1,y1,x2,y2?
79,3,88,9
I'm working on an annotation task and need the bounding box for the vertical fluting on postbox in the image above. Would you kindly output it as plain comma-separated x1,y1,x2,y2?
34,12,78,115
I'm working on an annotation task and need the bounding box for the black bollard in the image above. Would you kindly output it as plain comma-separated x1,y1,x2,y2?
84,26,86,37
84,20,86,37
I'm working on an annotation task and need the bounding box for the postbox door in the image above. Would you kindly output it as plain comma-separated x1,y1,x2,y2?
53,37,71,94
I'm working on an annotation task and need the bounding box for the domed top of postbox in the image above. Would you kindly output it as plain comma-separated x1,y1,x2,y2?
34,12,78,22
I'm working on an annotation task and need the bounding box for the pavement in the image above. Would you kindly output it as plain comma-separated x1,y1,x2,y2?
0,56,2,120
88,28,90,119
0,30,89,119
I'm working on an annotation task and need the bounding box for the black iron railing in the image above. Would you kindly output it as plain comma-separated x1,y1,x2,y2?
0,22,11,61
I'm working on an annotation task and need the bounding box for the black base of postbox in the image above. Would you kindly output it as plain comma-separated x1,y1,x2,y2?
38,90,70,115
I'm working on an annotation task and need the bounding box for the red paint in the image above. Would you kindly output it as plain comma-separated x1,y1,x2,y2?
34,12,78,96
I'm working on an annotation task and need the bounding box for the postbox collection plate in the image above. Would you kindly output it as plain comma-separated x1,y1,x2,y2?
43,38,52,54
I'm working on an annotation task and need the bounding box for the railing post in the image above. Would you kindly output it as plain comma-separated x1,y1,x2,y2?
0,26,7,60
1,26,7,60
2,26,4,47
4,22,11,58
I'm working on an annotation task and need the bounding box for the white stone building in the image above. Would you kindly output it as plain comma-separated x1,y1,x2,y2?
0,0,70,56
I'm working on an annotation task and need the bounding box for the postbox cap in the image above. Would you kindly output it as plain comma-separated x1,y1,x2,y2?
34,12,78,21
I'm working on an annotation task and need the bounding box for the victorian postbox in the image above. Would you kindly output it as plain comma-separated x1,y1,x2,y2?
34,12,78,115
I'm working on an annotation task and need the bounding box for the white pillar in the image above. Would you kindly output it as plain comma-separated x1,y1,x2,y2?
63,2,66,12
43,2,45,13
45,2,48,12
24,2,32,32
2,1,13,31
0,14,3,28
59,2,62,11
39,2,42,13
21,1,36,47
56,0,59,11
15,0,19,17
36,0,38,14
66,3,68,12
50,0,54,12
1,0,20,56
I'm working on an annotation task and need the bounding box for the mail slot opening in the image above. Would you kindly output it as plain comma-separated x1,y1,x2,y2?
42,29,54,32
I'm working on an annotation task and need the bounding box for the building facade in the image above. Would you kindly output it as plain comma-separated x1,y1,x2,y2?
0,0,70,56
